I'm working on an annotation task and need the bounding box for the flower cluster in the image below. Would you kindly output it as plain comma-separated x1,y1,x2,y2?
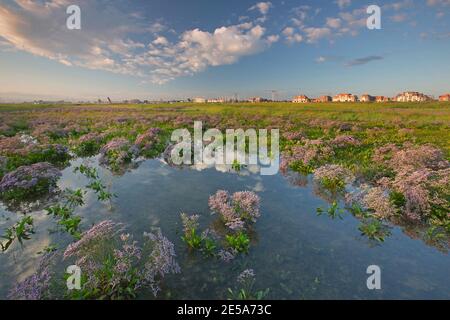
63,220,117,260
218,249,237,262
331,135,361,148
282,130,304,141
142,229,181,297
134,127,161,155
63,220,180,299
209,190,260,231
346,184,396,219
374,143,448,172
8,253,54,300
180,212,200,235
0,162,61,200
313,164,354,191
373,143,450,221
281,139,334,174
99,138,138,171
0,135,37,156
237,269,255,284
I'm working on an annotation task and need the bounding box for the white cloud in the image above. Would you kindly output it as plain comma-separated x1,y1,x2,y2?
0,0,277,85
282,27,303,44
303,27,331,43
153,36,169,46
326,18,342,29
249,2,273,15
335,0,351,9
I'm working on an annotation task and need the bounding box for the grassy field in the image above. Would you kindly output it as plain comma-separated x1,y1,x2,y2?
1,101,449,155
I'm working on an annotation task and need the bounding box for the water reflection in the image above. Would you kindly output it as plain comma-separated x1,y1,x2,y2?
0,157,449,299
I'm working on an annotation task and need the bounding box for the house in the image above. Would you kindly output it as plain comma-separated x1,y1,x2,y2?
333,93,358,102
193,97,206,103
207,98,225,103
394,91,431,102
315,95,332,103
439,94,450,102
376,96,390,103
292,95,311,103
360,94,375,102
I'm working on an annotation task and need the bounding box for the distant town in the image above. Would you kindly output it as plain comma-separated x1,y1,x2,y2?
17,91,450,105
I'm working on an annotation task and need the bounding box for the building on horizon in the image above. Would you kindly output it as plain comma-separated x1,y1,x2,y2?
439,94,450,102
360,94,375,102
193,97,206,103
394,91,432,102
332,93,358,102
207,98,225,103
315,95,332,103
375,96,390,103
292,95,311,103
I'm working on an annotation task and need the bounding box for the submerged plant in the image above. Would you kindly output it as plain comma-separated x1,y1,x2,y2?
225,232,250,253
316,201,345,220
74,165,114,201
180,213,202,250
227,269,269,300
46,189,85,238
1,215,35,252
358,219,391,242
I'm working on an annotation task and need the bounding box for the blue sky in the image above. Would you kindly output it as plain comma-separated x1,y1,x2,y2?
0,0,449,101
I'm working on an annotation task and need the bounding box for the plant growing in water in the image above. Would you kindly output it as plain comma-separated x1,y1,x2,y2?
313,164,354,193
358,219,391,242
63,221,180,300
1,215,34,252
225,232,250,253
316,201,345,220
227,269,269,300
74,165,115,201
46,188,85,238
180,213,202,250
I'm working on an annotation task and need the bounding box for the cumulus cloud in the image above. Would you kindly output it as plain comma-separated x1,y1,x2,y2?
0,0,277,84
303,27,331,43
345,56,384,67
249,2,273,15
326,18,342,29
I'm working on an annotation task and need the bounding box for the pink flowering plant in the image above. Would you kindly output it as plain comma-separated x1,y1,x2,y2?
8,252,55,300
313,164,354,193
227,269,269,300
99,138,139,173
63,220,180,299
208,190,261,231
72,132,106,156
0,162,61,202
134,127,165,158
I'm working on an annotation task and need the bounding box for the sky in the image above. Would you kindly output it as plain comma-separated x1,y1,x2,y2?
0,0,449,101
